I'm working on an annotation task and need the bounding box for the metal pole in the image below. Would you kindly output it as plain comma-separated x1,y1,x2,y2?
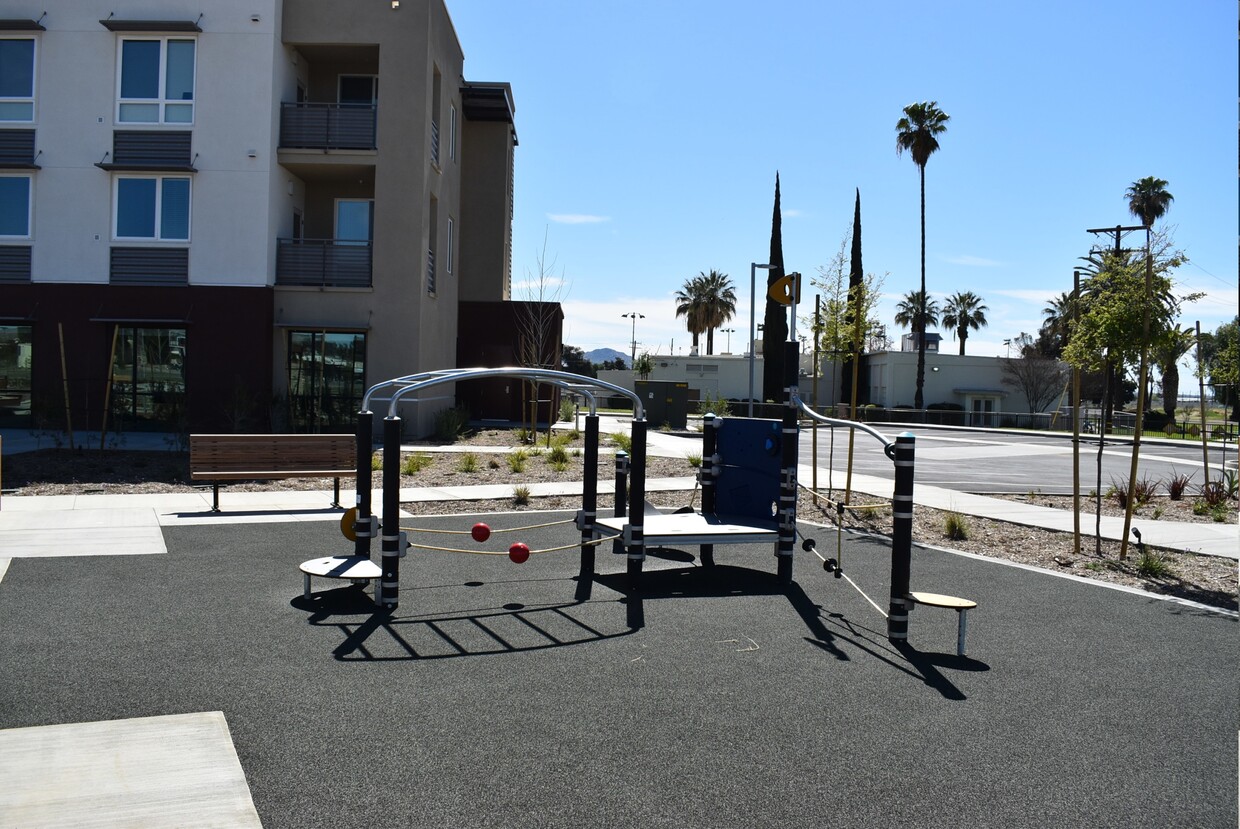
1196,321,1210,484
1071,271,1081,557
748,262,757,416
699,413,717,567
611,450,628,557
626,418,648,586
812,296,820,504
577,413,599,597
888,432,915,642
379,416,402,608
777,341,799,585
355,409,374,558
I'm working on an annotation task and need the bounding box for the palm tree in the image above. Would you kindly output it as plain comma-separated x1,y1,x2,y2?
896,101,950,408
1152,327,1194,419
1039,290,1076,357
1126,177,1174,228
695,270,737,355
674,277,707,352
893,289,940,343
941,291,988,355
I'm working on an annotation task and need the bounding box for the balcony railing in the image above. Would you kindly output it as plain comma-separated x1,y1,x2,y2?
430,119,440,166
280,102,377,151
426,248,436,294
276,239,372,288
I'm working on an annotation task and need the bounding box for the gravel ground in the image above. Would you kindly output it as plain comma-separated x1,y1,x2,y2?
3,427,1236,611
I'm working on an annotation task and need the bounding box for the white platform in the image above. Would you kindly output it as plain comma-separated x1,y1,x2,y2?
0,711,262,827
595,512,778,546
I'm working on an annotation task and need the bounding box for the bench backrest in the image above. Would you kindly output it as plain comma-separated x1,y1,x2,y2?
190,434,356,474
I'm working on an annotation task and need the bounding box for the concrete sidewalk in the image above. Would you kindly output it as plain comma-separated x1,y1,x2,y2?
0,466,1234,562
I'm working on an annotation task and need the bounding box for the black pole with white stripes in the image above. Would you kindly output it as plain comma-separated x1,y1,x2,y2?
380,415,402,609
888,432,916,641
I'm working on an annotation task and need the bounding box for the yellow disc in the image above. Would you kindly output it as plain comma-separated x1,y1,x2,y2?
340,507,358,542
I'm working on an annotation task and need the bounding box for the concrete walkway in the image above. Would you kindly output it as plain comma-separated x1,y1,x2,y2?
2,422,1235,562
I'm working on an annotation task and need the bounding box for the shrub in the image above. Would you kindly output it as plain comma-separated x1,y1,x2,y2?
1200,480,1228,507
687,452,702,470
697,392,731,417
514,427,530,444
610,432,632,454
456,453,478,473
1132,476,1157,506
1192,500,1209,516
558,398,575,422
1166,472,1192,501
512,485,531,505
1210,504,1230,522
1136,547,1172,578
508,450,528,473
548,459,569,472
547,445,569,465
1223,469,1239,499
488,457,501,470
433,406,471,442
370,452,383,471
943,511,970,541
401,453,433,474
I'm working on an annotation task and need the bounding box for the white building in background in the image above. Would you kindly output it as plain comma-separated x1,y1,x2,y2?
599,350,1066,418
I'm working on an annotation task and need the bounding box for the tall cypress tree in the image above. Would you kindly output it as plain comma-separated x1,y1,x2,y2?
841,188,862,402
761,173,787,403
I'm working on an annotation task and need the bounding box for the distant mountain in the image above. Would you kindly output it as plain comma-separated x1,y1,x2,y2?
586,348,629,367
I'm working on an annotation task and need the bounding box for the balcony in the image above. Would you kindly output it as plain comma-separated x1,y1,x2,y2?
279,102,376,151
276,239,372,289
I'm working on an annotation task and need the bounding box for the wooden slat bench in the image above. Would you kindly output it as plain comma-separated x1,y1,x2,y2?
189,433,356,512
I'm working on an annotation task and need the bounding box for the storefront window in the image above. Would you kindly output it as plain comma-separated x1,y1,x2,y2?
287,331,366,431
111,327,186,430
0,324,32,426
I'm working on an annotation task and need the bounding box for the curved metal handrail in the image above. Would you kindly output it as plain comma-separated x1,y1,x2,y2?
793,395,898,461
366,367,643,420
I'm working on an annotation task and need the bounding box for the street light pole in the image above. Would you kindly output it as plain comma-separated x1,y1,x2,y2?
722,328,735,353
749,262,775,416
621,312,644,366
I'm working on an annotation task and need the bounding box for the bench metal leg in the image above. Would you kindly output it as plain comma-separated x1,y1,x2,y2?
332,477,341,509
212,483,220,513
957,609,969,656
303,572,312,600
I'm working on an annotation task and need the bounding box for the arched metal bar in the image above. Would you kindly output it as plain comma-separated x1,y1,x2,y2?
793,394,898,461
381,367,643,420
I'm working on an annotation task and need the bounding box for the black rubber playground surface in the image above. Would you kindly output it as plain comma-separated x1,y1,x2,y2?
2,510,1236,828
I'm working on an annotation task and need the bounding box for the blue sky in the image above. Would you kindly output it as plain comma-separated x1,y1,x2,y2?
447,0,1238,361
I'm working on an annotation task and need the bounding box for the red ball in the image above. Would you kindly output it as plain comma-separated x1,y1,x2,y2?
508,542,530,564
471,523,491,543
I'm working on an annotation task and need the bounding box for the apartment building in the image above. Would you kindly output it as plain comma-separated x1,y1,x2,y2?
0,0,517,436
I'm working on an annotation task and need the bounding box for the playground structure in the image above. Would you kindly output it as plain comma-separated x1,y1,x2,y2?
299,290,977,653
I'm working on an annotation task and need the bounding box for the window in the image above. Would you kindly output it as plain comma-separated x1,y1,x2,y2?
118,38,195,124
114,176,190,241
446,215,454,274
334,199,373,245
338,75,376,105
0,38,35,121
287,331,366,431
110,327,186,430
0,324,32,427
0,175,30,237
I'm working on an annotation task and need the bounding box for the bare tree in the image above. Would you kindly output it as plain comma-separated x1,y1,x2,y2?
1000,351,1068,413
515,233,568,444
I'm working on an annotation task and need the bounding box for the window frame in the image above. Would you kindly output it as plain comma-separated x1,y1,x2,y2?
112,174,192,242
0,173,31,239
115,36,197,125
446,215,454,275
0,36,36,123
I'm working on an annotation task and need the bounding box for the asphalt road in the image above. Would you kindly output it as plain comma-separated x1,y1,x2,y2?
799,425,1237,494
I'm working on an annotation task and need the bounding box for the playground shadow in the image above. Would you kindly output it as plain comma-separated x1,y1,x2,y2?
291,583,636,661
596,559,987,700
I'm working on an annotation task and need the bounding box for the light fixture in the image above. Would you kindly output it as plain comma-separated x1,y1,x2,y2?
250,14,260,23
391,1,400,8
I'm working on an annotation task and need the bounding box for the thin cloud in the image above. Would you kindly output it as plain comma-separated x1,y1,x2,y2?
945,254,1003,267
783,208,806,219
547,213,610,224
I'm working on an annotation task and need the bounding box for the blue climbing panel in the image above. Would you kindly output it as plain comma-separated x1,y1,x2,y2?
714,417,782,523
